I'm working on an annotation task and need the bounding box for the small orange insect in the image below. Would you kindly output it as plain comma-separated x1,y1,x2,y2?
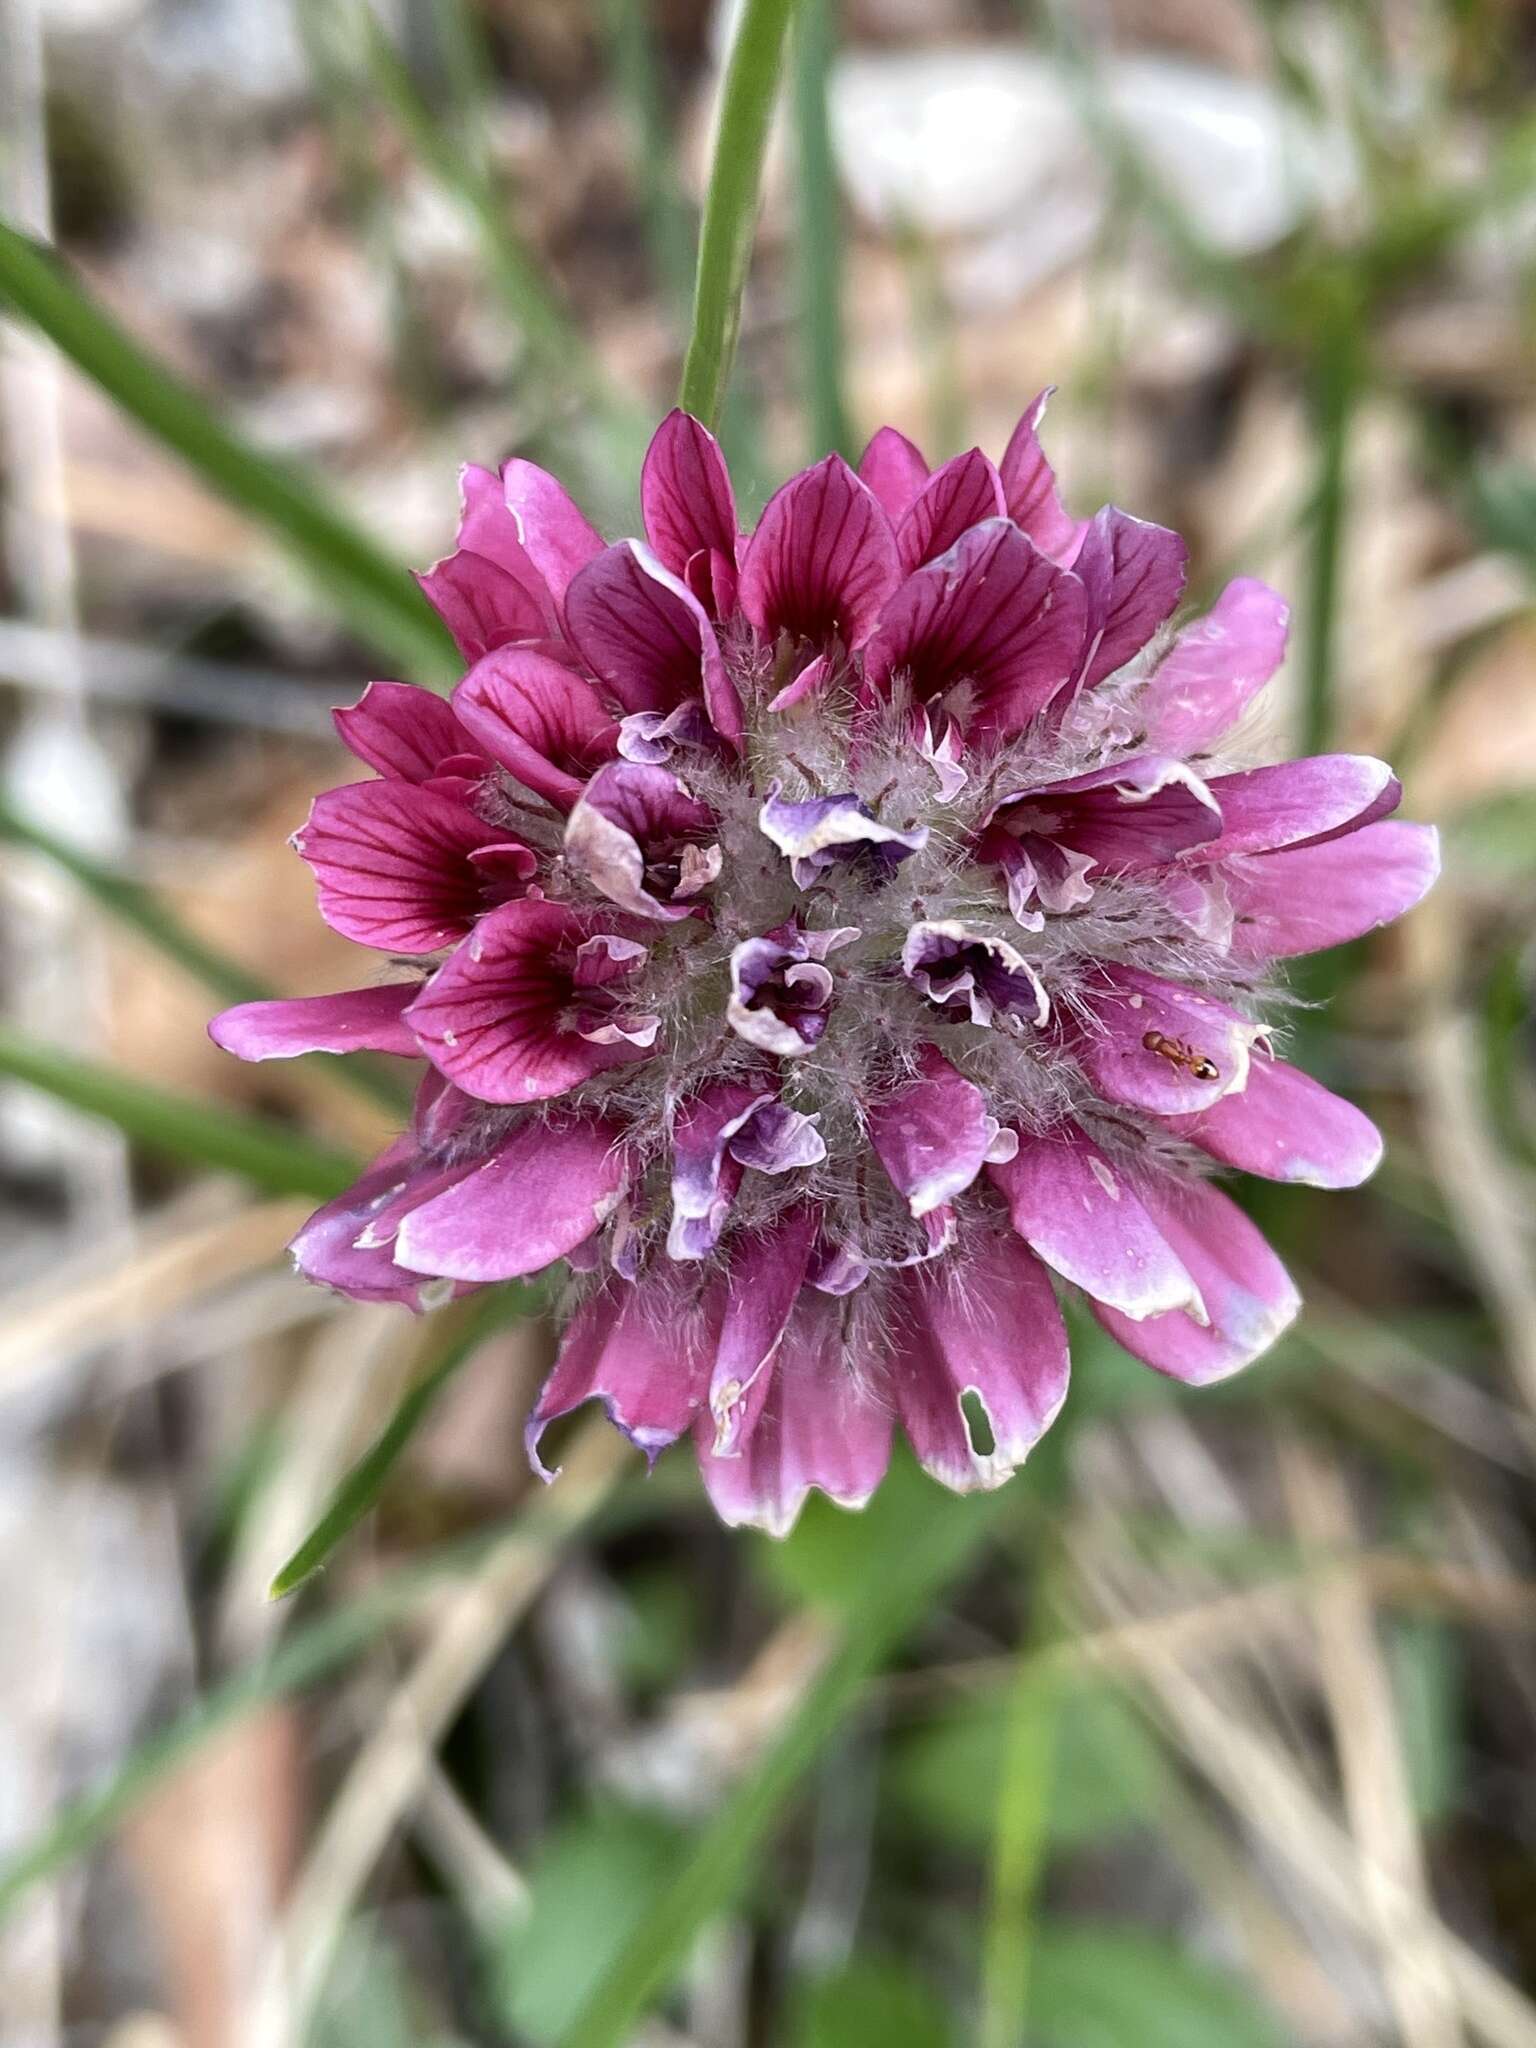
1142,1028,1220,1083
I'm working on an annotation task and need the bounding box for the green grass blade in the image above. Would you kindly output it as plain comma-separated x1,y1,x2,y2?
0,220,454,682
0,793,411,1118
1301,318,1359,756
678,0,799,429
597,0,696,318
557,1482,1005,2048
0,1026,359,1198
268,1283,553,1599
791,0,851,460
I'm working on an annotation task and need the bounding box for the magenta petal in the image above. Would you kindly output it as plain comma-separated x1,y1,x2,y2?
668,1080,776,1260
1199,755,1400,859
453,646,619,811
892,1236,1069,1492
983,755,1220,876
868,1045,1001,1218
1092,1177,1300,1384
1224,822,1440,960
405,899,656,1104
416,549,548,662
856,424,931,525
1161,1049,1383,1188
705,1204,819,1456
997,388,1088,564
641,409,738,588
1076,966,1262,1113
394,1114,627,1281
694,1292,893,1535
1137,577,1290,754
738,453,900,650
1070,506,1188,694
500,457,605,604
295,781,531,954
289,1137,474,1310
896,448,1006,572
989,1125,1202,1320
863,519,1088,743
333,680,479,784
565,760,719,921
209,984,418,1061
564,539,743,744
527,1280,712,1477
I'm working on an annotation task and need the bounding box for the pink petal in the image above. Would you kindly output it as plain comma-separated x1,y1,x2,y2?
209,984,419,1061
527,1279,713,1477
738,454,900,651
564,760,720,922
856,424,930,525
564,539,743,744
1075,966,1262,1114
289,1136,476,1310
667,1080,776,1260
453,646,619,810
868,1045,1003,1218
641,409,738,585
405,899,655,1104
500,457,606,604
1092,1177,1300,1384
1224,822,1440,960
295,781,532,954
896,448,1006,572
982,755,1220,877
892,1236,1069,1492
989,1124,1202,1320
394,1114,627,1281
1161,1048,1383,1187
1069,506,1188,694
333,680,480,784
997,388,1088,564
1199,755,1400,859
705,1204,819,1456
693,1292,893,1535
1136,577,1290,754
416,549,549,662
862,519,1088,744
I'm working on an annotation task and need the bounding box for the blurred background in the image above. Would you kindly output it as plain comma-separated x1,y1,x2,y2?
2,0,1536,2043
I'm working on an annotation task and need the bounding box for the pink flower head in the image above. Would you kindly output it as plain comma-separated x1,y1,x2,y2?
212,401,1438,1535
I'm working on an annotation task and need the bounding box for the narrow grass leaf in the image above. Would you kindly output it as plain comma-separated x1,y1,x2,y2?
792,0,851,460
597,0,696,318
0,219,453,681
0,1026,360,1199
678,0,799,429
269,1284,552,1599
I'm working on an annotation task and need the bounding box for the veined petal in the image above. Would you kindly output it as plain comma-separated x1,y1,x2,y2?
997,388,1088,564
738,453,900,650
1075,966,1261,1113
394,1114,627,1281
405,899,656,1104
295,781,534,954
527,1279,713,1477
868,1045,1002,1218
1199,754,1401,859
1224,822,1440,960
453,647,619,811
565,539,743,744
694,1292,893,1535
289,1136,473,1311
1069,505,1188,695
863,519,1088,744
1092,1178,1300,1384
981,754,1221,880
500,457,606,603
1136,577,1290,754
565,760,720,921
333,680,480,784
896,447,1006,572
989,1124,1203,1321
416,549,548,662
1161,1048,1383,1187
641,409,738,590
706,1204,819,1456
209,984,419,1061
856,423,930,525
892,1236,1069,1492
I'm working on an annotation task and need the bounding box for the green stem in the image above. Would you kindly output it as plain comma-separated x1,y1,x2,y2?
678,0,800,428
0,220,453,683
792,0,851,459
0,1027,360,1200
